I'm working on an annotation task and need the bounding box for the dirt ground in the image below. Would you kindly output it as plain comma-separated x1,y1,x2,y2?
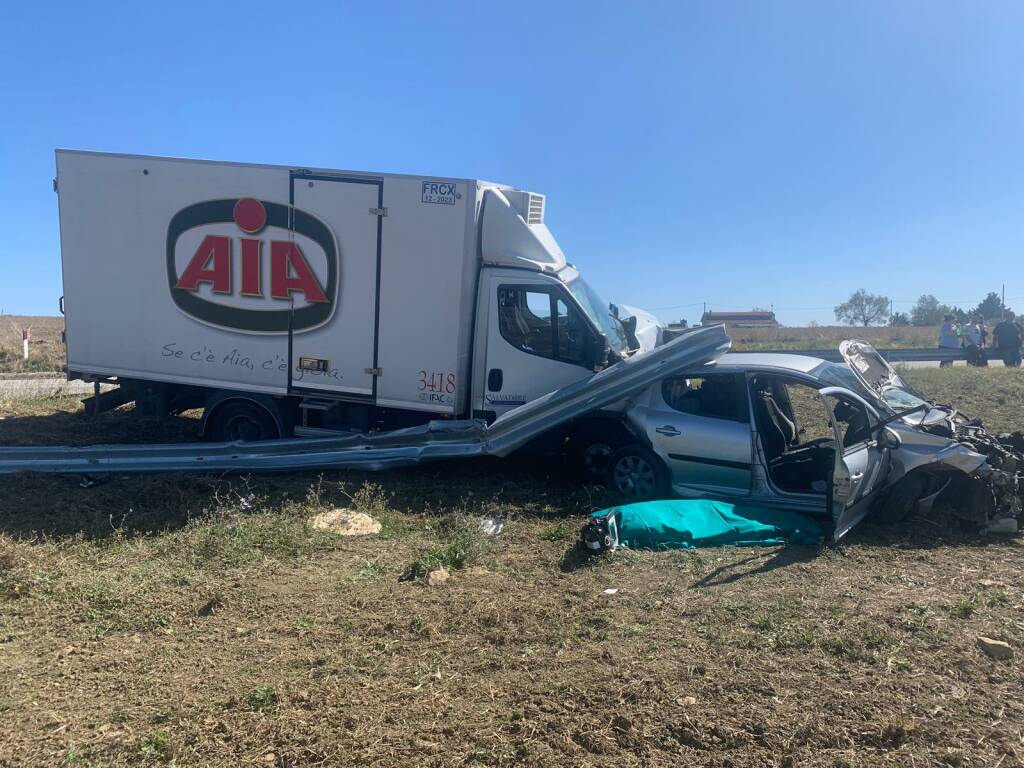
0,368,1022,767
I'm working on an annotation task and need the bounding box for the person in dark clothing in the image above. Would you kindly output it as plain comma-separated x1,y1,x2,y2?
993,311,1024,367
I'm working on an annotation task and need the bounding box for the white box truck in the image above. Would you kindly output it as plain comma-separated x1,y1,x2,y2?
55,150,653,460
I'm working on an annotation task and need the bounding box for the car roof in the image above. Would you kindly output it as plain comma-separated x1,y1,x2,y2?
705,351,829,374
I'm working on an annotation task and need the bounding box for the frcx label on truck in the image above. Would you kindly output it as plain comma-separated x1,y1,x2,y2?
421,181,460,205
167,198,337,334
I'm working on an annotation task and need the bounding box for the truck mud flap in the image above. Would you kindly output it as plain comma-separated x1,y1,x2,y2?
0,326,729,476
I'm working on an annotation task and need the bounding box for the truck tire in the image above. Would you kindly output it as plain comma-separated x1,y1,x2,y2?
606,444,669,501
567,421,627,480
205,400,280,442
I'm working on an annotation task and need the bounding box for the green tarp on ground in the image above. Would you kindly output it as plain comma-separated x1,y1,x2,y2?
589,499,824,550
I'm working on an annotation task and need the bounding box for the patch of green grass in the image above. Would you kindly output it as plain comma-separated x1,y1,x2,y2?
986,590,1012,607
246,686,278,711
155,509,339,570
135,731,172,761
352,560,389,581
947,595,979,619
821,624,895,663
347,482,417,539
402,514,492,579
540,523,571,542
748,598,815,651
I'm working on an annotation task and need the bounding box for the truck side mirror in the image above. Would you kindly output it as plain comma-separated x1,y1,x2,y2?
588,332,609,370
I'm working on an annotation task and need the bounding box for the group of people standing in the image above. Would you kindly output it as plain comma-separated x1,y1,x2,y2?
939,313,1023,367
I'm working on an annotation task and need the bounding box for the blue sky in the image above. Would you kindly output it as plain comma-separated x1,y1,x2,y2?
2,1,1022,325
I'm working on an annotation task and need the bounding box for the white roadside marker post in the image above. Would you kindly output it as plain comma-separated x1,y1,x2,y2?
22,328,29,361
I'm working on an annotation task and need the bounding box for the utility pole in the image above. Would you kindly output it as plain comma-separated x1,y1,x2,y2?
1002,283,1006,319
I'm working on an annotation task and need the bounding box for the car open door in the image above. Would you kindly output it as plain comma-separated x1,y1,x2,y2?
819,386,892,540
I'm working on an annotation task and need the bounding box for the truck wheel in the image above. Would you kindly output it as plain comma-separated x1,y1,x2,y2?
578,441,615,479
567,421,626,480
206,401,280,442
606,444,668,501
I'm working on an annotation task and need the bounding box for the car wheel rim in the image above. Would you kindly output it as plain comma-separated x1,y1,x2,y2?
613,455,656,498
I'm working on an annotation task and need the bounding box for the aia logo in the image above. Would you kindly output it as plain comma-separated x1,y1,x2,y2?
167,198,337,333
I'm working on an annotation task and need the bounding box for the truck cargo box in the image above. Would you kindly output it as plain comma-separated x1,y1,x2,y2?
56,150,482,415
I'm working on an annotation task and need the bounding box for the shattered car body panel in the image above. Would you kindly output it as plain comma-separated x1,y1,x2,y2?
623,342,1023,540
0,326,730,476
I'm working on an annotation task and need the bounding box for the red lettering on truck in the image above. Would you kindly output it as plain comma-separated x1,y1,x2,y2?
270,242,328,303
168,197,338,333
176,235,232,294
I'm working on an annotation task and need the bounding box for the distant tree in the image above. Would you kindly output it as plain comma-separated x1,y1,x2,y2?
910,295,952,326
890,311,910,327
834,290,891,327
807,320,820,328
973,292,1010,320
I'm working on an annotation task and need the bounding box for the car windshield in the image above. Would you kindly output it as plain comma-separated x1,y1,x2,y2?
810,362,888,412
568,277,630,355
814,361,934,417
877,385,930,411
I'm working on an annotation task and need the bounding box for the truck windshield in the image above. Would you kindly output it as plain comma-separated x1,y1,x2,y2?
568,278,630,355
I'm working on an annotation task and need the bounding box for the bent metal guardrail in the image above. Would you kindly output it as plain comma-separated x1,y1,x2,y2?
0,325,732,476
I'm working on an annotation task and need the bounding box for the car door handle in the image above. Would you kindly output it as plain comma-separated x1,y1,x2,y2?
655,425,681,437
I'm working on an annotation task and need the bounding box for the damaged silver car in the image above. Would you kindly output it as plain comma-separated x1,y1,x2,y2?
604,340,1023,540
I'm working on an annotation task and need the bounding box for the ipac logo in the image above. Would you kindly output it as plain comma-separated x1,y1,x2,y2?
167,198,337,333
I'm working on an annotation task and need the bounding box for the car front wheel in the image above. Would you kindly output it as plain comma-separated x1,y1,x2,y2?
606,444,668,501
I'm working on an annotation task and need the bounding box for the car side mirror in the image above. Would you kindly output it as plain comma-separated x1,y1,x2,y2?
879,427,901,450
620,315,639,350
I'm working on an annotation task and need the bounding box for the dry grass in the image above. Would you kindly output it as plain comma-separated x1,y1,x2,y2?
729,324,940,351
0,315,65,373
0,366,1022,766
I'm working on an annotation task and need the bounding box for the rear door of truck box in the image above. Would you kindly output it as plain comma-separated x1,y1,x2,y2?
286,172,382,398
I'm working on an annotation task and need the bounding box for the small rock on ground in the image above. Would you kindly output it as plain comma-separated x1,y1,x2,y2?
309,508,382,536
977,636,1014,660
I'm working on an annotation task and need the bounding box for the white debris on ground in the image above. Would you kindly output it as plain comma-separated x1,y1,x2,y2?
479,516,504,535
425,567,450,586
309,508,382,536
